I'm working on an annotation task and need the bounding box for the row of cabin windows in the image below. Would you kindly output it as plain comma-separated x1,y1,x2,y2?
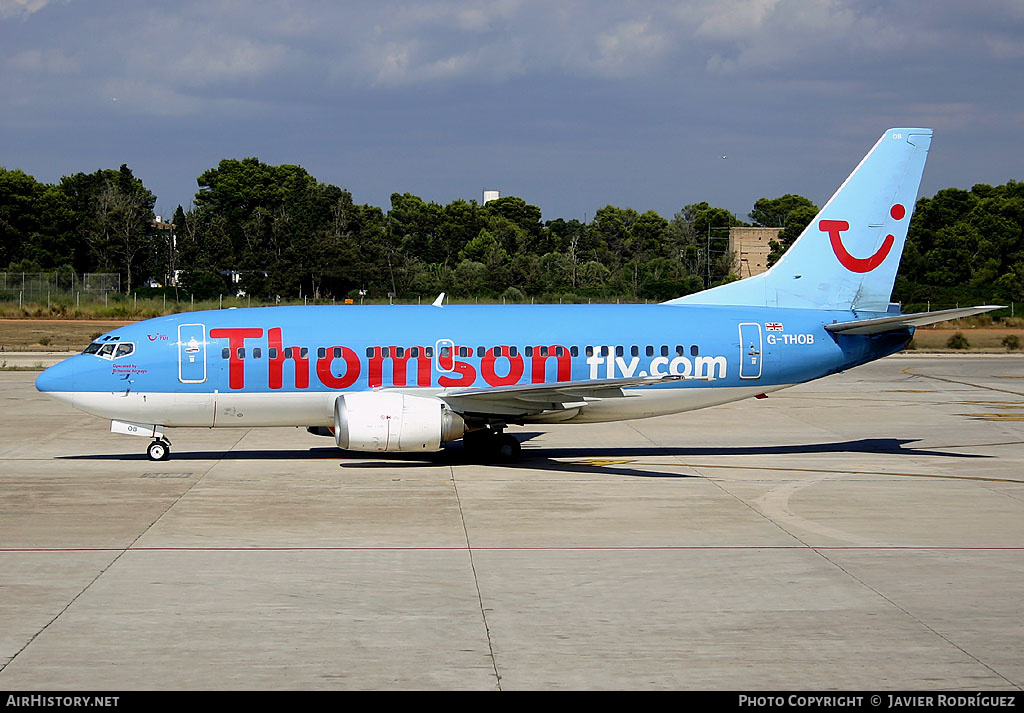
220,346,309,360
430,345,701,359
220,344,702,361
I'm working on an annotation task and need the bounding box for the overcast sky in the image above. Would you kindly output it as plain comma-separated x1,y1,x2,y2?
2,0,1022,222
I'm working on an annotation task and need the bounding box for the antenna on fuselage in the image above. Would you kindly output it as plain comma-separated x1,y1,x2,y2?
431,292,446,308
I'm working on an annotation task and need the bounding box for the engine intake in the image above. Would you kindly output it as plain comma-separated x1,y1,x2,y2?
334,392,465,452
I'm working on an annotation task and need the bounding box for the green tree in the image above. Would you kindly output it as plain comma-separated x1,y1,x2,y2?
59,165,156,292
0,168,43,268
750,194,817,228
440,199,487,267
590,205,638,266
766,204,818,267
671,202,746,286
484,196,542,247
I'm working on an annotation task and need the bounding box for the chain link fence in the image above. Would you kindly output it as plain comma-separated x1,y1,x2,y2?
0,272,121,304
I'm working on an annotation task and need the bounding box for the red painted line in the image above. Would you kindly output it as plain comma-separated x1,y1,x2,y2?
1,546,1022,553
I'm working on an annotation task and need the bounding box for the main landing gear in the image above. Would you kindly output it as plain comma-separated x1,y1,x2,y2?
147,437,172,461
462,427,521,463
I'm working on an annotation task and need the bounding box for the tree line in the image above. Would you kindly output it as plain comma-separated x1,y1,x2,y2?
1,159,1021,306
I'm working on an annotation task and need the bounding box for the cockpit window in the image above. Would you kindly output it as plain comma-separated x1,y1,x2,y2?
84,341,135,360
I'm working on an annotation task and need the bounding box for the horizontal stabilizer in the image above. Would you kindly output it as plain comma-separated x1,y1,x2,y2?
824,306,1004,335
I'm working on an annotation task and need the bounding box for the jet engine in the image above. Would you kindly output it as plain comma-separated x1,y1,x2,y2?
334,392,466,452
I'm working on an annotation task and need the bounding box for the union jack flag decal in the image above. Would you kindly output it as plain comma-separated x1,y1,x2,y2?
765,322,783,331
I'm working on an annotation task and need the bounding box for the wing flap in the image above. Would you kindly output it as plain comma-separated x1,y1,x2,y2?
440,374,686,416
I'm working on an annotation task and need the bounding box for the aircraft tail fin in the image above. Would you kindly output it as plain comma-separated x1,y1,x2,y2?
666,128,933,312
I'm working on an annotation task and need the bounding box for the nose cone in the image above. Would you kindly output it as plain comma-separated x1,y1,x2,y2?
36,357,76,403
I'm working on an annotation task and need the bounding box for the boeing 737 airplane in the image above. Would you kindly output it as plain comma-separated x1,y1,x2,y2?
36,128,1000,461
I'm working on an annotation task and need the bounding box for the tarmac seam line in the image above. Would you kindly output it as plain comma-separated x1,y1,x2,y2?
903,367,1024,398
0,429,240,676
449,463,502,691
808,548,1021,689
632,422,1022,688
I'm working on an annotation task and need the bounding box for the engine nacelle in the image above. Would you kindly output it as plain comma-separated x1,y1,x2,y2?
334,392,466,452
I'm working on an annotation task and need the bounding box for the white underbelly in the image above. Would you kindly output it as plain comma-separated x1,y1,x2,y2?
69,391,337,428
534,383,794,423
64,383,795,429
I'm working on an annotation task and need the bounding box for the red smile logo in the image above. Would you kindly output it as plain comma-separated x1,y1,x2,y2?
820,204,905,273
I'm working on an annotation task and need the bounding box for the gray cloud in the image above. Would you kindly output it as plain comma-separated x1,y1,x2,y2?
1,0,1021,221
0,0,53,20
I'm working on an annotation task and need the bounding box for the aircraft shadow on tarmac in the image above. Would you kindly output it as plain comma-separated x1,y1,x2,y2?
59,436,992,479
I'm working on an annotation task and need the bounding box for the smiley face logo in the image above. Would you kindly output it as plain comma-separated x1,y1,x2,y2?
819,204,905,273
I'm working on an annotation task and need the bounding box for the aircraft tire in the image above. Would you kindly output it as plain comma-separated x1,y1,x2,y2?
462,429,520,463
147,440,170,462
495,434,521,463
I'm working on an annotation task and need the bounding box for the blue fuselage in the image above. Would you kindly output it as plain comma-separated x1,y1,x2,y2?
36,303,911,429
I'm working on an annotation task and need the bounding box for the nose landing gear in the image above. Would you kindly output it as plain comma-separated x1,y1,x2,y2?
147,437,172,461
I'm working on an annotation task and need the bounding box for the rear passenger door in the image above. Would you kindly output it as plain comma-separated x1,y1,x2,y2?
738,323,762,380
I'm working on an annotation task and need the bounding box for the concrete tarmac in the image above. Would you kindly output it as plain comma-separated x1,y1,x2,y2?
1,356,1022,690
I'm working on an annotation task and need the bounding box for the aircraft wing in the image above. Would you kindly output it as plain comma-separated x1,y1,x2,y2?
824,306,1004,335
439,374,686,416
